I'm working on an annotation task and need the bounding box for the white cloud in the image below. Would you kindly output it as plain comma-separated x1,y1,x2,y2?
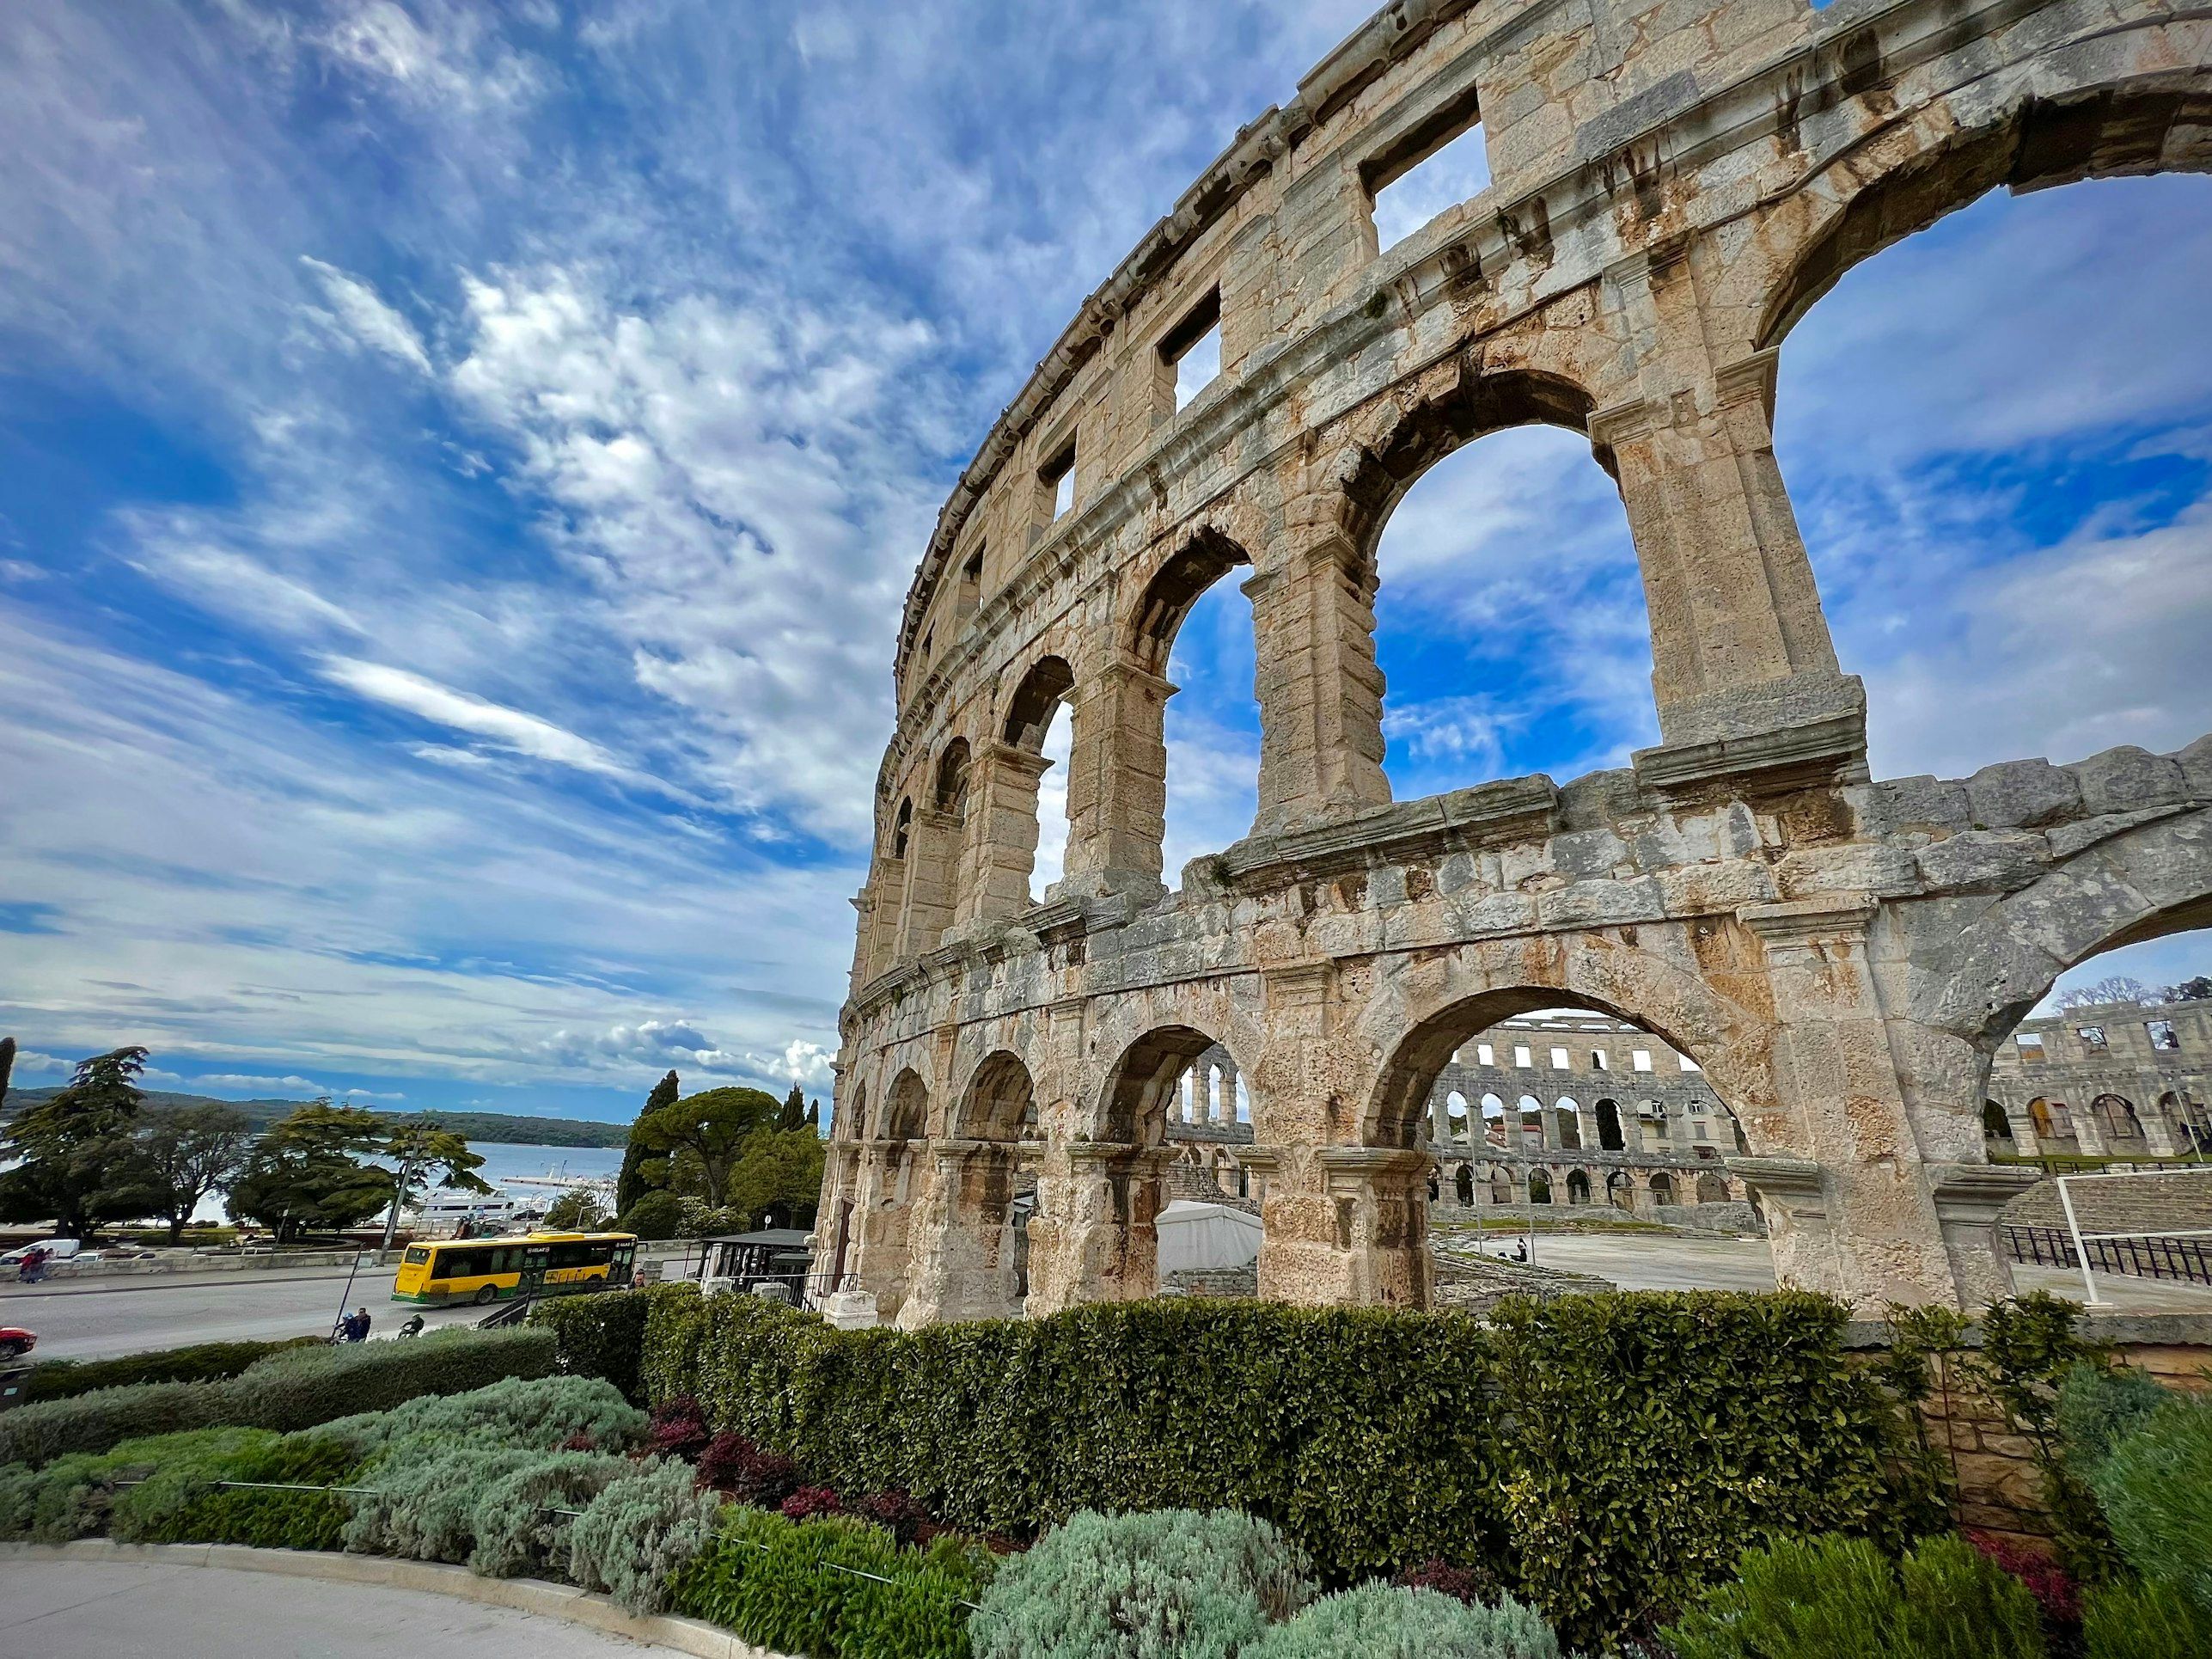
195,1074,328,1097
319,656,631,780
299,256,432,375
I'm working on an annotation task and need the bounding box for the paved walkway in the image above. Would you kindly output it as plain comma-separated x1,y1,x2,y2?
0,1559,673,1657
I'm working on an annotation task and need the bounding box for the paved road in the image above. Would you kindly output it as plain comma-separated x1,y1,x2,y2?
1,1265,489,1359
0,1560,673,1657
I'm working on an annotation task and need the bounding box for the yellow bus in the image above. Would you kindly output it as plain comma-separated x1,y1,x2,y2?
391,1230,639,1306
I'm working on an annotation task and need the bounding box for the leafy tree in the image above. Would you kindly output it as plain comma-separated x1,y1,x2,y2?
0,1046,152,1239
2166,976,2212,1002
134,1103,254,1244
631,1087,777,1209
615,1070,681,1214
778,1083,805,1132
375,1116,492,1249
544,1189,611,1231
613,1190,685,1241
727,1128,826,1230
226,1101,394,1243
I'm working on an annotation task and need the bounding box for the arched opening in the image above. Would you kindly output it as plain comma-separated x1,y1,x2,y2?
1002,655,1075,906
1383,995,1768,1288
956,1050,1036,1143
1695,1172,1730,1205
933,739,970,817
854,1067,932,1322
1454,1164,1474,1205
1768,133,2212,774
1128,533,1260,886
884,1069,927,1142
1594,1099,1624,1152
1353,372,1648,800
1103,1028,1263,1302
1981,1100,2014,1142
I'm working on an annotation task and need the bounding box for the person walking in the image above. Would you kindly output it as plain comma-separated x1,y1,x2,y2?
18,1245,48,1285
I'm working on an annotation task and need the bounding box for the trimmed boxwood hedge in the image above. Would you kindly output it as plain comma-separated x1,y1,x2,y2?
0,1325,557,1468
25,1337,322,1403
531,1283,658,1401
549,1286,1940,1647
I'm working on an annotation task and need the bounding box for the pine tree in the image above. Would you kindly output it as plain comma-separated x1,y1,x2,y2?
806,1097,821,1132
779,1083,805,1131
615,1070,680,1214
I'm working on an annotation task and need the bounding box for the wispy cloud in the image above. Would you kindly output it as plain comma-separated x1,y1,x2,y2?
299,257,433,375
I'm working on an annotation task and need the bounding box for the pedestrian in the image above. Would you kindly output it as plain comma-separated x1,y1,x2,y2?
631,1268,648,1289
18,1245,47,1285
350,1307,372,1343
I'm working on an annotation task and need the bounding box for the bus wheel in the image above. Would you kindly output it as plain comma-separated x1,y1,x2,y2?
474,1284,497,1306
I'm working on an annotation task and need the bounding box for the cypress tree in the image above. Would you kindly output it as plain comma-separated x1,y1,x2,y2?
779,1082,805,1132
615,1069,680,1214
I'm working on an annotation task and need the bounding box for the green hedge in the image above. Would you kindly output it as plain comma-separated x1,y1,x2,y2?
532,1284,664,1402
114,1431,359,1551
25,1338,322,1403
0,1326,557,1467
553,1286,1935,1647
673,1507,997,1659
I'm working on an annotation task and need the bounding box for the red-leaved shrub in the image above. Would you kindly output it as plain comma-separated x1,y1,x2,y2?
648,1395,711,1460
1392,1559,1499,1606
779,1485,843,1522
850,1490,931,1548
697,1430,803,1507
560,1429,600,1454
1970,1531,2082,1627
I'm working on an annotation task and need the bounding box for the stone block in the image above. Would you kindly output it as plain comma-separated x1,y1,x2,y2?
2067,745,2189,816
1966,759,2082,830
1873,774,1973,834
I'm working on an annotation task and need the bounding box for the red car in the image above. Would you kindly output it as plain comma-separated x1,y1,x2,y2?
0,1328,34,1361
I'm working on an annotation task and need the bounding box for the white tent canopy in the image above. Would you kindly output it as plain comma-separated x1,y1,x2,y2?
1155,1199,1262,1276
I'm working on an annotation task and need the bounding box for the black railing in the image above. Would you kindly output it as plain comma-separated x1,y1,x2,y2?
2003,1224,2212,1285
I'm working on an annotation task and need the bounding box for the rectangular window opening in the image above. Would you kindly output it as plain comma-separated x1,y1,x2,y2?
2015,1032,2046,1058
2148,1019,2180,1051
1476,1044,1494,1066
1159,288,1223,414
1631,1049,1653,1073
1549,1047,1569,1071
1364,86,1490,253
1512,1045,1532,1069
1591,1050,1608,1071
2076,1025,2106,1050
1040,439,1076,523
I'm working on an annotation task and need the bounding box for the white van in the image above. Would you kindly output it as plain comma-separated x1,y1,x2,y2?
0,1238,82,1266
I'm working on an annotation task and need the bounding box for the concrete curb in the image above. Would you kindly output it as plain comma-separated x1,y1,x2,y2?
0,1539,791,1659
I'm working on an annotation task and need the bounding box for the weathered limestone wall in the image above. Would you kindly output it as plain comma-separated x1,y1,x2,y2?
818,0,2212,1325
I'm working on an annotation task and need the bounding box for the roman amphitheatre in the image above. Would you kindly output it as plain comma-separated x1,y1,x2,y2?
809,0,2212,1325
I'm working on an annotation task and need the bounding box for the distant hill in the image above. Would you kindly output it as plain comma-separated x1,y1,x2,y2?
0,1087,628,1148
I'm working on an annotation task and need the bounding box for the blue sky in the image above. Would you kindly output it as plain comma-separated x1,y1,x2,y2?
1,3,2205,1123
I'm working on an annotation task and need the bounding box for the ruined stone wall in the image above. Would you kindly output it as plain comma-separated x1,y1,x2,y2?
1984,995,2212,1156
817,0,2212,1327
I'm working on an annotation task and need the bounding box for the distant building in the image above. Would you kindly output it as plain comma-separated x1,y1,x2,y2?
1985,995,2212,1156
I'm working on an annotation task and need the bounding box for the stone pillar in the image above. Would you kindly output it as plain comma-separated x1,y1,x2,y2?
1592,308,1865,767
896,1140,1025,1327
1243,525,1390,834
1928,1165,2042,1310
2002,1099,2043,1159
1429,1090,1450,1149
1739,896,1967,1308
2070,1102,2109,1156
1260,1148,1433,1307
847,1142,920,1323
1024,1142,1170,1313
848,885,883,991
956,742,1055,927
1060,657,1173,901
894,808,961,958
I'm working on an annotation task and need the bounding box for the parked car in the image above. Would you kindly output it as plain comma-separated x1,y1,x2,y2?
0,1327,34,1360
0,1238,81,1267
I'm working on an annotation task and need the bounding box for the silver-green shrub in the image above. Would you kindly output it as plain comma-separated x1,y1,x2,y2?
1245,1584,1561,1659
565,1457,720,1616
970,1509,1317,1659
466,1450,636,1580
318,1373,645,1460
345,1441,545,1563
2087,1393,2212,1617
0,1429,268,1544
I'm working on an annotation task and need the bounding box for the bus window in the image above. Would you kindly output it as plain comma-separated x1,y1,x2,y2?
402,1246,430,1266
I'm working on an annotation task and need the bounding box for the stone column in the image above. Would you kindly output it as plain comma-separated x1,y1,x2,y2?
847,1142,920,1323
2070,1102,2109,1156
1260,1148,1432,1307
1243,524,1390,834
1060,656,1173,901
847,885,883,991
1592,302,1865,768
956,741,1055,926
894,808,961,958
1739,896,1967,1308
1024,1142,1170,1313
896,1139,1025,1328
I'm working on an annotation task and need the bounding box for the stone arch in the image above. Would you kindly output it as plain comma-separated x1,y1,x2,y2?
1695,1172,1730,1204
1002,655,1076,749
1567,1168,1592,1205
1360,958,1776,1154
843,1081,868,1142
890,797,913,860
1756,79,2212,357
884,1068,929,1142
1606,1170,1635,1210
1650,1172,1677,1207
1480,1093,1506,1146
2091,1093,2144,1142
1102,1024,1225,1147
1594,1099,1625,1152
954,1050,1039,1142
1454,1163,1474,1204
1554,1096,1582,1149
1529,1169,1554,1204
1127,528,1253,677
1981,1099,2015,1142
1332,369,1607,566
934,738,971,817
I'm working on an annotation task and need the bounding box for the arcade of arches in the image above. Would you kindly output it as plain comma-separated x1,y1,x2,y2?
814,0,2212,1326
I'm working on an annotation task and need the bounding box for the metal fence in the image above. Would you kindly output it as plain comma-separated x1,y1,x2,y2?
2003,1223,2212,1285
